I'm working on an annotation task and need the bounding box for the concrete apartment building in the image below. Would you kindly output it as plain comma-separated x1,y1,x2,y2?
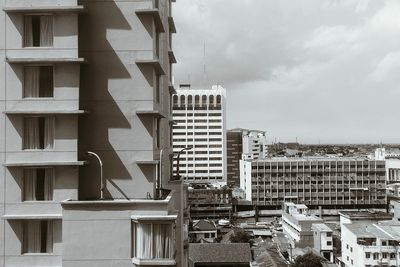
240,158,387,209
340,220,400,267
282,203,323,249
1,0,188,266
172,85,227,184
226,128,267,187
312,223,334,262
375,147,400,184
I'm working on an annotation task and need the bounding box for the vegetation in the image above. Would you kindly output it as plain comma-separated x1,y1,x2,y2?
229,228,253,245
292,252,323,267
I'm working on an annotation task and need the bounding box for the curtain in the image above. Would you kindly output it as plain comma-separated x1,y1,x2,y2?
24,16,33,47
40,16,53,47
23,220,41,253
136,223,152,259
44,168,54,201
24,117,40,149
46,220,53,253
23,169,37,201
154,224,173,259
44,117,54,149
24,66,40,98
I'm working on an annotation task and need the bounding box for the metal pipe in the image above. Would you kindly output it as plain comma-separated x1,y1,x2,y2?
158,149,164,199
87,151,104,200
175,147,192,180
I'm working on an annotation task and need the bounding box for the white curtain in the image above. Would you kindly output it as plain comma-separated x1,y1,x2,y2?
136,223,152,259
44,117,54,149
23,220,41,253
46,220,53,253
24,16,33,47
24,66,40,98
40,16,53,47
23,169,37,201
154,224,173,259
24,117,40,149
44,168,54,201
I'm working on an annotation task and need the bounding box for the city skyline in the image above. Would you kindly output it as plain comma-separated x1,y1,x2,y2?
174,0,400,144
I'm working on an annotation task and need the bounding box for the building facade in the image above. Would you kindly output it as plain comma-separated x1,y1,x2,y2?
226,128,267,187
340,220,400,267
241,158,387,208
1,0,187,266
172,85,227,184
312,223,334,262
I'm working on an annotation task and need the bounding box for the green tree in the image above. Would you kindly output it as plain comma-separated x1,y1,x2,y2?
229,229,252,245
292,252,322,267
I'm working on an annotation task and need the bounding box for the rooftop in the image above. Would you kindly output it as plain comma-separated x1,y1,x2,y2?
339,210,393,220
312,223,332,232
344,220,400,239
189,243,252,264
253,157,382,162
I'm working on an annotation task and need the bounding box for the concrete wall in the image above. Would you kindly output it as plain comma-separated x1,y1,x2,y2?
1,0,6,264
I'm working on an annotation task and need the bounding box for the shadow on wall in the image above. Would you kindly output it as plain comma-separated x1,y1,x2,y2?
77,1,153,200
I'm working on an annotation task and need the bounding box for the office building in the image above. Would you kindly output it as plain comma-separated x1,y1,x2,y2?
282,203,323,249
1,0,188,266
226,128,267,187
172,85,227,184
340,220,400,267
240,158,387,209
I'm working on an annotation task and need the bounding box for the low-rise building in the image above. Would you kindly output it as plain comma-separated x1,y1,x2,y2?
340,220,400,267
312,223,334,262
282,202,323,249
339,210,392,230
189,220,217,243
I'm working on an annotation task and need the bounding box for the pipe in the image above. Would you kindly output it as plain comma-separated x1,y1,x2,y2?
158,149,164,199
87,151,104,200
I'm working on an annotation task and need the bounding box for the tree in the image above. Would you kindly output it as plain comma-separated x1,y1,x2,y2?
229,229,253,245
292,252,323,267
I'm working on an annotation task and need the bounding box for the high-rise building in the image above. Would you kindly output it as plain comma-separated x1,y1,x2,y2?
172,84,227,184
226,128,267,186
1,0,188,266
240,158,387,209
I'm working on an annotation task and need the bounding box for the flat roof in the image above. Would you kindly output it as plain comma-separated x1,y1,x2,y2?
344,220,400,239
312,223,332,232
339,210,393,220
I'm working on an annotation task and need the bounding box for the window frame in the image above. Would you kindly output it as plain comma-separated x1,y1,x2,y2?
23,64,55,99
23,14,54,48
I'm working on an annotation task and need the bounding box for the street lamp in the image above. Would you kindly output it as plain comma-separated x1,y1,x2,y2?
174,146,192,180
86,151,104,200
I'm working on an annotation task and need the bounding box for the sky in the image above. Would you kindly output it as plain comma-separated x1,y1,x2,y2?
173,0,400,144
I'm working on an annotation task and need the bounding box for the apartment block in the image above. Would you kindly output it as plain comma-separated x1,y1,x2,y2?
1,0,187,266
375,147,400,184
172,85,227,184
226,128,267,187
240,158,387,208
340,220,400,267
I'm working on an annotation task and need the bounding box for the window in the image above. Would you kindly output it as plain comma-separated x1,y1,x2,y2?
24,66,54,98
155,75,160,103
382,253,388,259
24,15,53,47
327,241,332,246
23,117,55,150
373,253,379,260
346,244,349,249
23,168,54,201
23,220,53,253
326,232,332,237
350,247,353,252
365,252,370,259
132,220,175,261
390,253,396,259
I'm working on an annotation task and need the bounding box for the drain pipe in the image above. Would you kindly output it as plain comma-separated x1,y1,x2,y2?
87,151,104,200
157,149,164,199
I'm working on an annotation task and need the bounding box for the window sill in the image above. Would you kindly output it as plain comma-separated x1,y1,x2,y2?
132,258,176,266
22,253,53,255
22,46,54,49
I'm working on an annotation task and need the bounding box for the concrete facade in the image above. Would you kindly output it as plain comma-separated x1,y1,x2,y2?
226,128,267,187
1,0,187,266
172,85,227,184
240,157,387,208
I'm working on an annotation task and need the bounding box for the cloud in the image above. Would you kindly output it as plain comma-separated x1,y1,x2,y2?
173,0,400,143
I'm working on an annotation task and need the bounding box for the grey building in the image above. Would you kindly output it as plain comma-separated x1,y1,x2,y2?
1,0,187,266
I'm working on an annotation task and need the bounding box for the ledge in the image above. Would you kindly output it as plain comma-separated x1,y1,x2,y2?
136,110,167,118
168,82,177,95
6,57,87,64
4,161,87,167
168,16,176,33
135,9,165,33
131,214,178,222
3,110,88,115
3,214,62,220
61,198,171,207
136,160,160,165
132,258,176,266
136,59,165,75
3,5,86,13
168,50,177,64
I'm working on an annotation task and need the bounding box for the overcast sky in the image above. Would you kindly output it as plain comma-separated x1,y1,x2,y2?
173,0,400,144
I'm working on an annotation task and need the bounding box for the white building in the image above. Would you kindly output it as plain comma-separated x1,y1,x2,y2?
282,203,323,249
242,130,268,160
172,85,227,184
340,220,400,267
375,147,400,184
311,223,334,263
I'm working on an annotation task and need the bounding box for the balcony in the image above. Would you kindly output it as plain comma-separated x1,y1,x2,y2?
168,50,177,64
136,59,166,75
3,5,87,13
168,16,176,33
135,8,165,33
